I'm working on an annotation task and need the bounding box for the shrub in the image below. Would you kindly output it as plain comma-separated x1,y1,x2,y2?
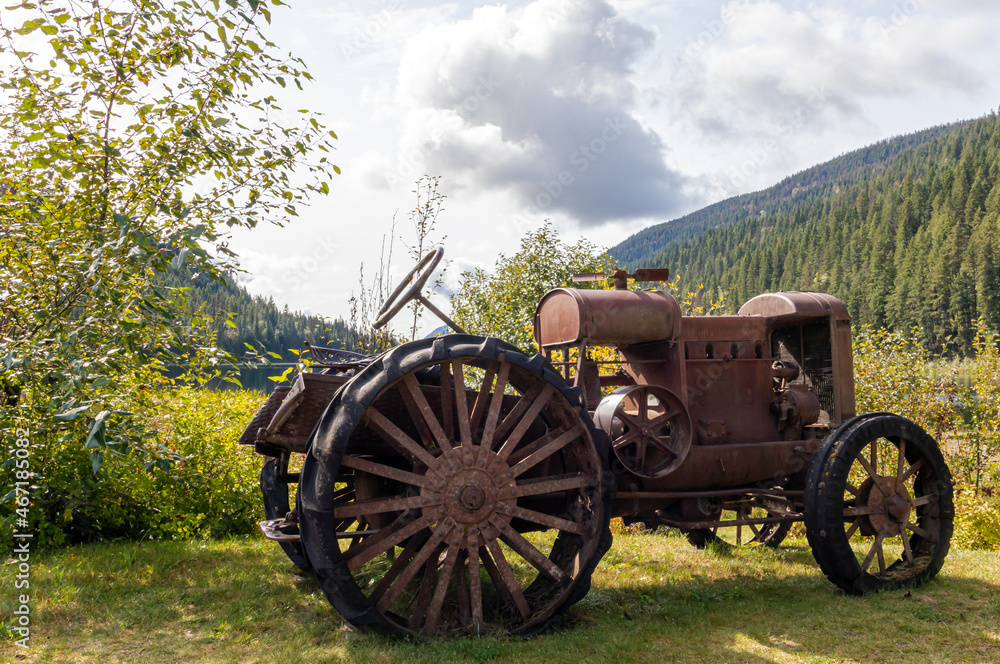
1,387,264,552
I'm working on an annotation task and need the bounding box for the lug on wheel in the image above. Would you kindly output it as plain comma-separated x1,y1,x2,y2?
804,413,954,594
298,335,613,637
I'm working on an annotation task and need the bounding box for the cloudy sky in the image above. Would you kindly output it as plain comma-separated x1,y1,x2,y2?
229,0,1000,334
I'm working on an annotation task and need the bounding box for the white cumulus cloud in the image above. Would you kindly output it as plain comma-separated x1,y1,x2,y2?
377,0,689,226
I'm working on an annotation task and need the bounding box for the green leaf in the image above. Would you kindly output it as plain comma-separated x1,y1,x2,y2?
171,247,189,269
54,405,89,421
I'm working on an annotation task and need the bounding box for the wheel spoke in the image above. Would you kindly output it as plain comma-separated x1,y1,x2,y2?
469,366,497,434
911,493,937,507
340,454,435,490
900,457,926,482
497,385,554,461
402,373,452,453
496,503,589,536
507,472,595,499
467,530,483,632
906,521,937,542
616,410,643,432
612,429,640,448
369,532,428,606
347,509,442,571
843,505,882,517
491,517,567,583
375,519,454,612
900,527,914,563
857,450,880,484
423,541,461,636
845,482,860,497
453,360,473,447
479,362,511,456
409,554,439,626
336,494,440,519
896,438,907,481
645,411,675,431
488,382,545,456
365,407,439,468
861,533,885,573
455,551,471,628
845,519,861,539
509,425,583,478
440,361,454,441
484,536,531,619
869,440,878,476
876,541,886,575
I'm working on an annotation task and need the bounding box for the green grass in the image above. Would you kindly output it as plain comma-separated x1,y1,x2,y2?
3,531,999,663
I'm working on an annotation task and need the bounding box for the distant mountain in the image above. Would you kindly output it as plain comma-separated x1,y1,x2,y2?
609,113,1000,355
166,270,356,389
610,122,967,269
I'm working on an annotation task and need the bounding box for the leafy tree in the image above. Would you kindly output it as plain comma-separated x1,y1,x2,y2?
0,0,338,471
450,222,616,353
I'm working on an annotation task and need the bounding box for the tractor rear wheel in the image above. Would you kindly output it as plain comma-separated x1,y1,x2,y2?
298,335,613,637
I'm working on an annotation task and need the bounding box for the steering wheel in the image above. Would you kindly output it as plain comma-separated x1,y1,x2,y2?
373,247,466,333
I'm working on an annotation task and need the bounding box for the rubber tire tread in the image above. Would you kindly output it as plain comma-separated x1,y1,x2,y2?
803,413,953,595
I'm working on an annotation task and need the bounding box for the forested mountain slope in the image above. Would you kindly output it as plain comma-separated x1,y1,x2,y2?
611,113,1000,354
166,270,354,361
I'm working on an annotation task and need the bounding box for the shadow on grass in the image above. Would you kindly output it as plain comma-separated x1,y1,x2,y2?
8,536,999,663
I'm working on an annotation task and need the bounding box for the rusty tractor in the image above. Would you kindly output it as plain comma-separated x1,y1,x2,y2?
241,247,954,637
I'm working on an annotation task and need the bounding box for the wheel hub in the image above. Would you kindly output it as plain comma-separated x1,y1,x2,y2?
423,447,515,527
857,475,912,536
460,485,485,511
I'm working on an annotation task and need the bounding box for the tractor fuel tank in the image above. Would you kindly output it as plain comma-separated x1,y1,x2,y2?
534,288,682,348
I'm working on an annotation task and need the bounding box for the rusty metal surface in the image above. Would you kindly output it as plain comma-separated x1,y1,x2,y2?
238,386,290,445
534,288,681,347
738,291,851,324
255,373,350,454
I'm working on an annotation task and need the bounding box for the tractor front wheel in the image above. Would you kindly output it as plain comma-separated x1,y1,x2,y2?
804,413,953,594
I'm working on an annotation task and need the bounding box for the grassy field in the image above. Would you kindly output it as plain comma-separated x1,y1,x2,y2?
3,530,999,664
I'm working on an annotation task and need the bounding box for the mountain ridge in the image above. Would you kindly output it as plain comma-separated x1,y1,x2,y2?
610,120,971,269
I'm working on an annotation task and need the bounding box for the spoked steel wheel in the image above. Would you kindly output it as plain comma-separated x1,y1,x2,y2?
686,497,792,549
299,335,613,637
804,413,953,594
